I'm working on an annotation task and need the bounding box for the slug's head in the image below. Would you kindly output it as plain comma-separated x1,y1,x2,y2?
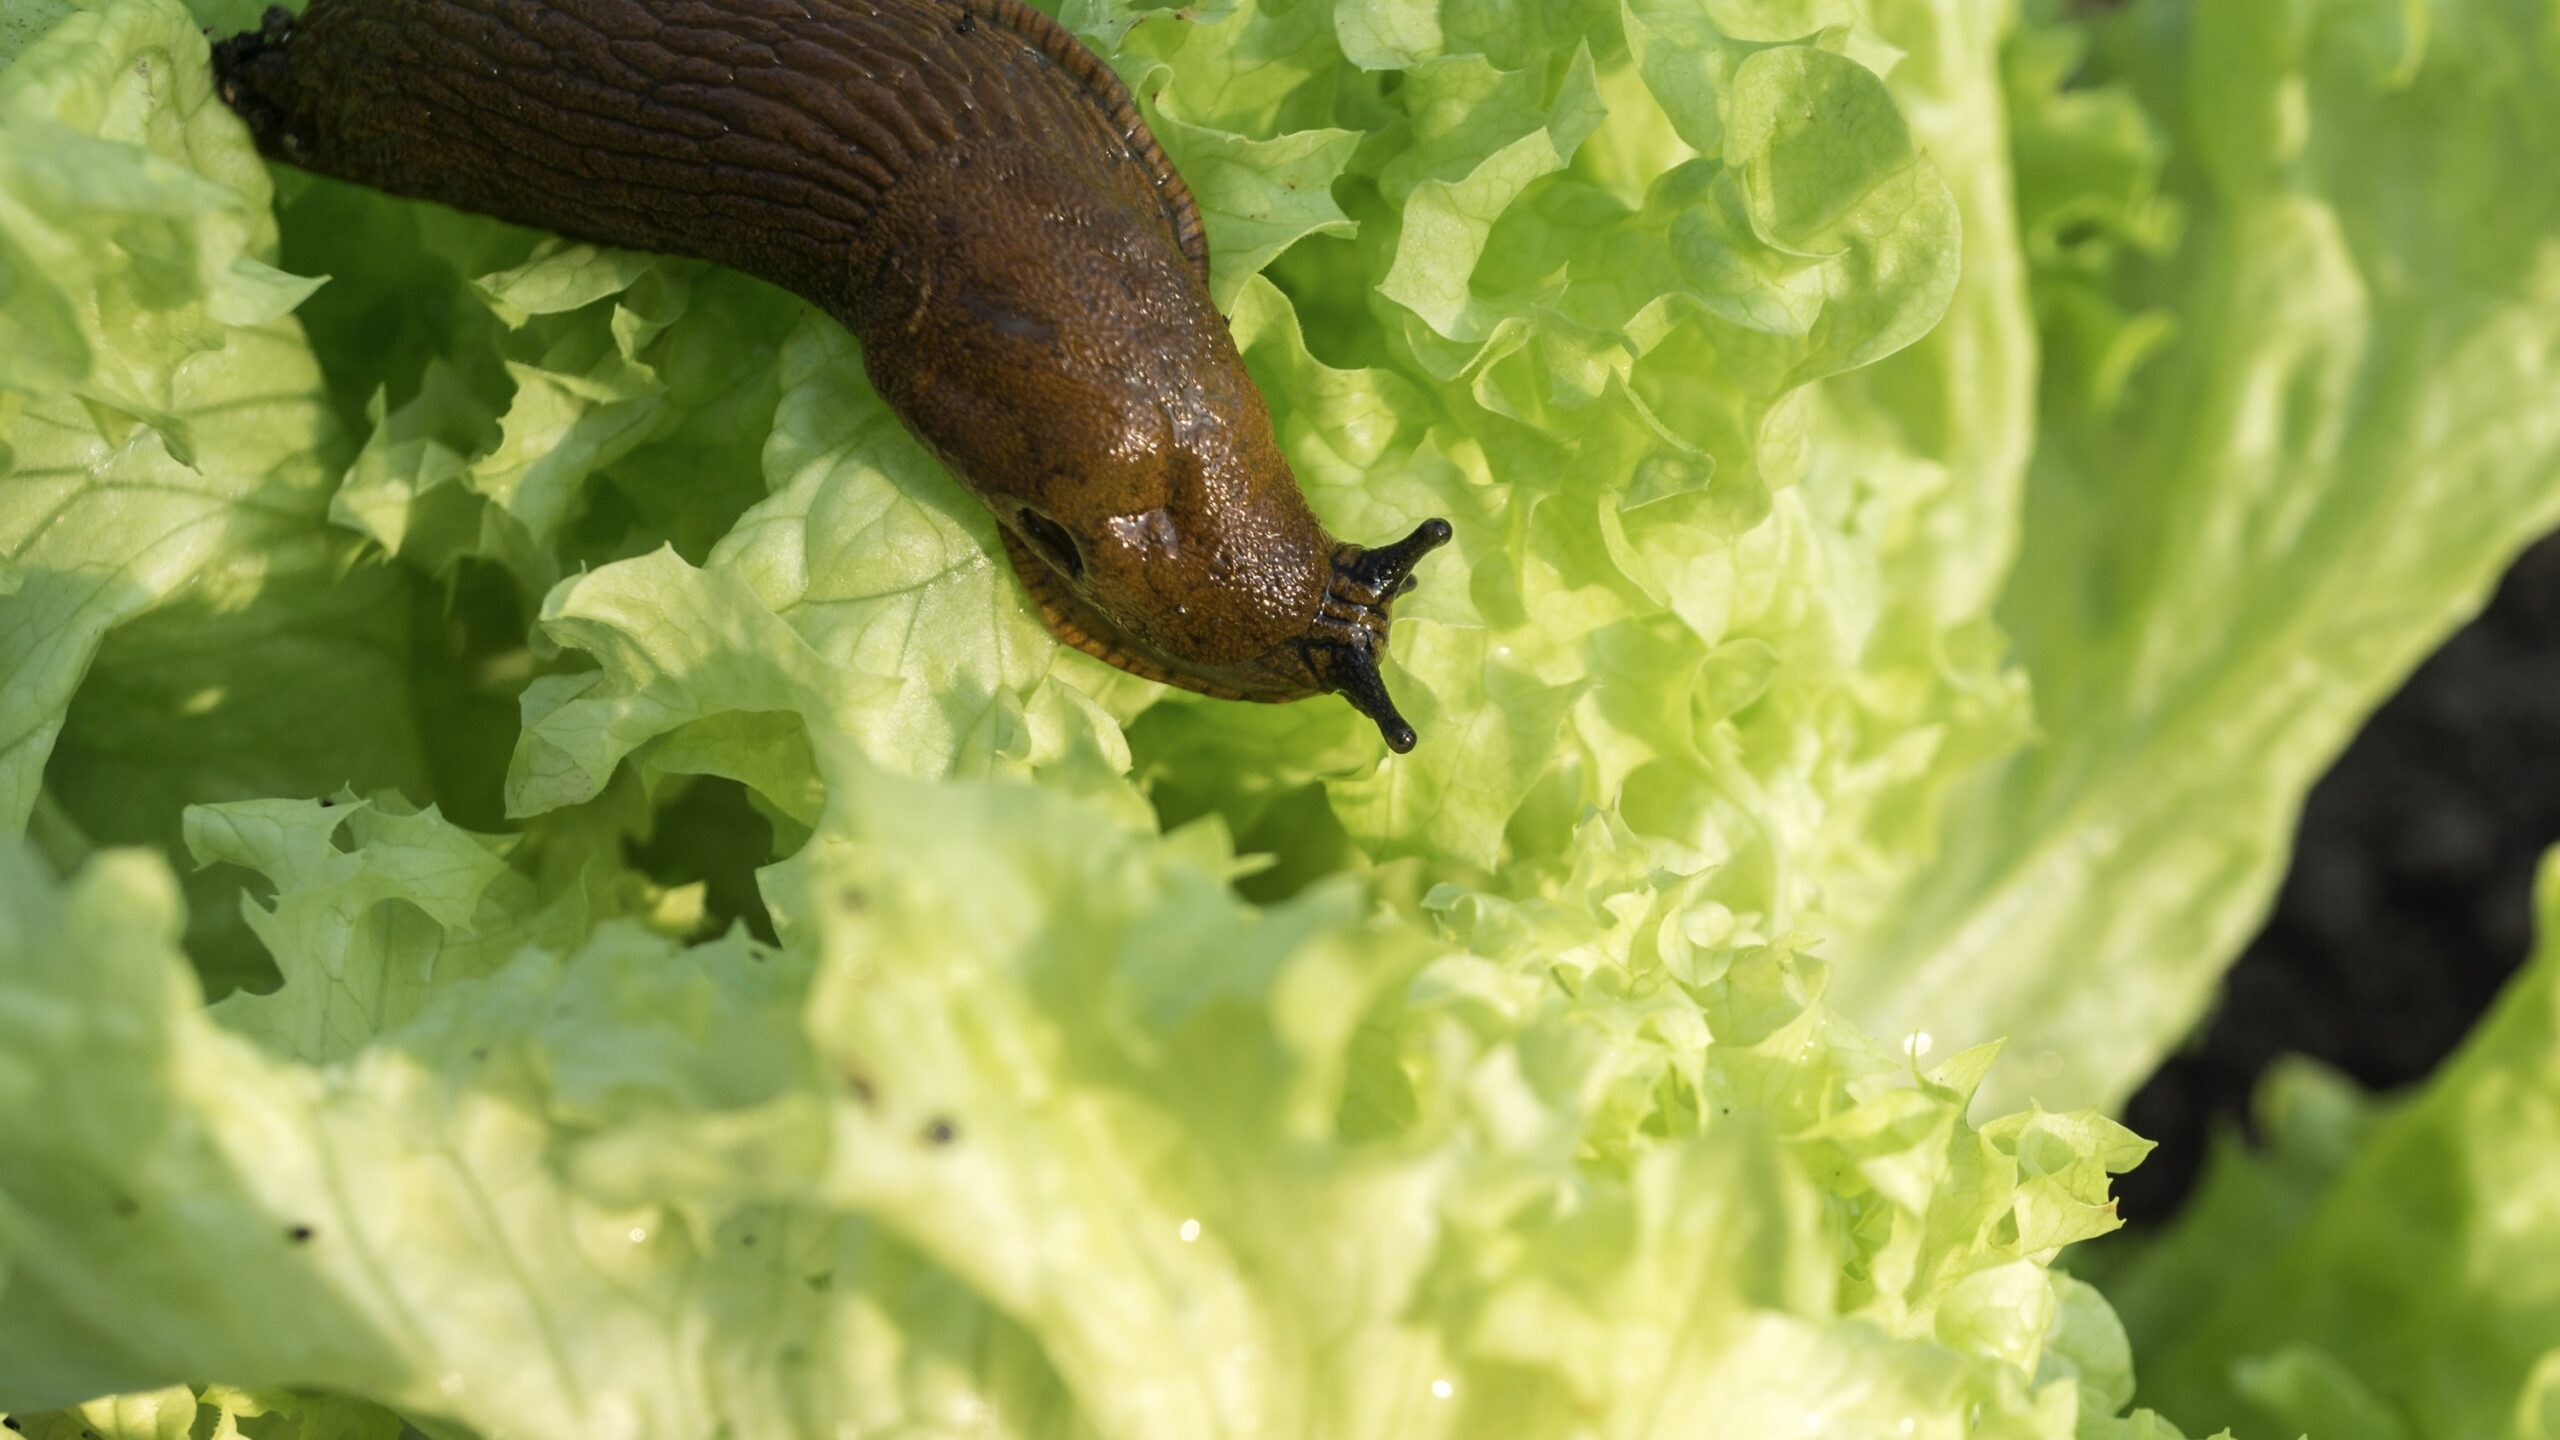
1001,493,1453,751
1298,519,1454,752
848,156,1453,749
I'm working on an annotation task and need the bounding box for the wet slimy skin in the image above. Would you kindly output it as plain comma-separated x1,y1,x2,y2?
212,0,1450,749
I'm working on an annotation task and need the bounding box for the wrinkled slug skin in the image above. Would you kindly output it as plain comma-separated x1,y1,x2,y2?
211,0,1451,749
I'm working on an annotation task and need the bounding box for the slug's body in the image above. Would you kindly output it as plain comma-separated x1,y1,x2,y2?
212,0,1448,748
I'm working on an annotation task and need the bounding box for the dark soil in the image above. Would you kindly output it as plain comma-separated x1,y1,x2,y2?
2115,531,2560,1224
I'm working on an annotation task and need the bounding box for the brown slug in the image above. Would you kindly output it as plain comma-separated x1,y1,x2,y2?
210,0,1450,750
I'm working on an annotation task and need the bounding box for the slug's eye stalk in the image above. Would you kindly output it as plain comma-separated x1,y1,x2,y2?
1308,517,1454,754
1351,517,1453,596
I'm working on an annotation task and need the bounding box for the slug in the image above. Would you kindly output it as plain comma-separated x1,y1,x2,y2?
209,0,1451,750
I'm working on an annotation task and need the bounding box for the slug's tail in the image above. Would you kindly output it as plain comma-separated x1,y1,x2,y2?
1309,518,1454,754
209,6,313,161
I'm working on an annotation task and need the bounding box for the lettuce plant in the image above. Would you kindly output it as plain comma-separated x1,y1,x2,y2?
2,0,2557,1435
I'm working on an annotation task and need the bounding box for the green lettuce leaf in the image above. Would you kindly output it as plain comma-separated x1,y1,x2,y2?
0,0,439,988
4,1384,406,1440
2087,849,2560,1440
0,752,2186,1437
1108,0,2007,909
1828,0,2560,1115
184,791,665,1063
